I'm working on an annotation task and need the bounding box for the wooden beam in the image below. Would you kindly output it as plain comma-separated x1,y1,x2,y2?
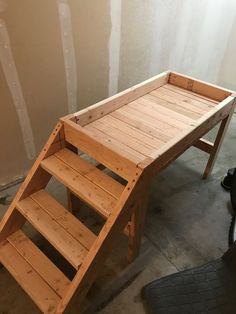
127,177,150,263
169,72,233,102
193,138,214,154
62,71,170,126
62,119,138,181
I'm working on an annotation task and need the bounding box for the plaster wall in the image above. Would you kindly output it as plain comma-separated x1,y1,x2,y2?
0,0,235,186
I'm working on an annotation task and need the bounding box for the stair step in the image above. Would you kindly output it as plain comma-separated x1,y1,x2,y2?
55,148,125,199
31,190,97,250
17,192,91,269
0,230,70,313
40,148,124,218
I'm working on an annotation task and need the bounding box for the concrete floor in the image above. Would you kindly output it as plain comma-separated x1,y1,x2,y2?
0,114,235,314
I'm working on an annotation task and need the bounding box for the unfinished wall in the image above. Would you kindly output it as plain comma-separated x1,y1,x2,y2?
118,0,236,90
0,0,236,186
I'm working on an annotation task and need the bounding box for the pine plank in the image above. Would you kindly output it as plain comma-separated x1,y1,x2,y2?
31,190,97,250
119,106,181,137
68,71,169,126
63,120,137,181
41,155,117,218
141,94,196,125
54,148,125,199
168,72,231,101
17,197,88,269
7,230,70,298
149,90,201,119
163,83,219,105
159,86,215,110
130,98,191,130
110,109,172,142
153,87,210,114
84,124,146,162
0,240,60,313
97,115,166,148
88,119,156,157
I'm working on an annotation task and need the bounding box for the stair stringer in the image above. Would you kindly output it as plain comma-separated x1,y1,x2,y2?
0,122,65,242
55,166,147,313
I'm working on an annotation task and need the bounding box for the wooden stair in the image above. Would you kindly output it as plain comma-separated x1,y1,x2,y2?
0,230,70,313
1,70,234,313
40,148,123,218
17,190,96,268
0,121,134,313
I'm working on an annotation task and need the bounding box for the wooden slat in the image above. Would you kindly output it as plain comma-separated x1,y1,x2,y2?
141,94,196,125
63,120,138,181
110,109,172,142
0,240,60,313
63,71,170,126
148,91,201,120
41,155,117,218
158,86,214,111
131,98,192,129
140,96,235,175
84,124,146,162
87,119,156,157
31,190,97,250
54,149,125,199
7,230,70,298
17,197,88,269
163,83,219,105
119,105,180,137
96,115,165,148
169,72,232,101
151,88,209,115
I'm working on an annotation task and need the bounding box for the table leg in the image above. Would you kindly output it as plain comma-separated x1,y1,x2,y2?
203,109,235,179
127,185,150,263
67,189,83,214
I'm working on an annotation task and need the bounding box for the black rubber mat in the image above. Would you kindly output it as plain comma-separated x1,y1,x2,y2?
142,244,236,314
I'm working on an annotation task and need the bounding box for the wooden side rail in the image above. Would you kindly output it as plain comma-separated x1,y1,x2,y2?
169,72,233,102
61,119,137,181
62,71,170,126
193,138,214,154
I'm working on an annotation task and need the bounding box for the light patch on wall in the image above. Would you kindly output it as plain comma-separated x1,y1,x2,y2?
108,0,122,96
190,0,236,83
0,19,36,160
166,0,236,84
57,0,77,113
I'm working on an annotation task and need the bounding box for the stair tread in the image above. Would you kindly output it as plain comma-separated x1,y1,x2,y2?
55,148,125,199
7,230,70,297
17,196,89,269
31,190,97,250
0,231,65,313
41,149,122,218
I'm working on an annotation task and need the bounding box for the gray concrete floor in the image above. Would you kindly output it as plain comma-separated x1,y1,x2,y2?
0,114,235,314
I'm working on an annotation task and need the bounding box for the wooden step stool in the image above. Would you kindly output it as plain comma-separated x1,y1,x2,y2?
0,71,235,313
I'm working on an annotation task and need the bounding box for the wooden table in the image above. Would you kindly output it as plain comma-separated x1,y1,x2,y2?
1,71,235,313
63,71,236,263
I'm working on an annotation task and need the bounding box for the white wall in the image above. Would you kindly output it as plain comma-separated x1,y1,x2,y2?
117,0,236,91
1,0,236,185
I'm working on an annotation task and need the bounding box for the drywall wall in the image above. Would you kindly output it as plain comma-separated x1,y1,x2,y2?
119,0,236,89
0,0,236,186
